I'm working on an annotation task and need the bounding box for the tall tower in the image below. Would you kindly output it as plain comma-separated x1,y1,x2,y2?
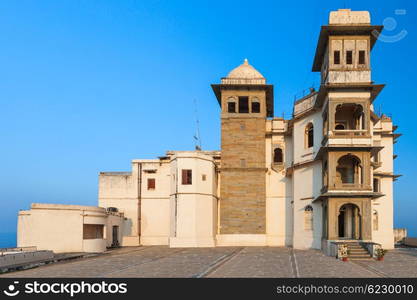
312,9,388,244
212,59,273,242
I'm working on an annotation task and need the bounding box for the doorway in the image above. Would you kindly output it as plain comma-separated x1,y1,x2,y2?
112,226,119,247
338,204,361,239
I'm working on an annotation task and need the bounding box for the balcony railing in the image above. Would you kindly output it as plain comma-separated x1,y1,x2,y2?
332,129,368,137
335,183,368,190
321,183,372,193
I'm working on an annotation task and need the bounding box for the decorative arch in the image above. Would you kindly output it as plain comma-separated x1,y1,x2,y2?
305,123,314,148
304,205,313,231
273,148,283,163
251,97,260,113
335,103,365,130
336,154,363,185
338,203,362,239
226,97,237,113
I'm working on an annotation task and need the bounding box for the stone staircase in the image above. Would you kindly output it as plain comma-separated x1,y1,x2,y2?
346,242,372,260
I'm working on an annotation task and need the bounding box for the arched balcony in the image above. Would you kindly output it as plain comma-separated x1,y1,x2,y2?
333,103,368,137
335,154,364,189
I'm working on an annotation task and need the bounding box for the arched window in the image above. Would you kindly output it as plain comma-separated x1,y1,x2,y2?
336,155,362,185
227,97,236,113
373,210,379,231
251,98,260,113
335,123,345,130
373,178,380,192
304,205,313,231
305,123,314,148
273,148,283,163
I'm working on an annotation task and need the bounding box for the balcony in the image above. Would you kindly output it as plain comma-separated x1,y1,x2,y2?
321,183,372,194
332,129,368,137
323,129,372,147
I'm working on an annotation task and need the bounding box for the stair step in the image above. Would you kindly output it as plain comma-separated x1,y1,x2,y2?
342,243,372,259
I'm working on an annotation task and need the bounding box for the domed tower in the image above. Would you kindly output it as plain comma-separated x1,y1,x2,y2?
212,59,273,243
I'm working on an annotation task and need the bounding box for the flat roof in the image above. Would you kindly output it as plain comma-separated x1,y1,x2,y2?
30,203,106,213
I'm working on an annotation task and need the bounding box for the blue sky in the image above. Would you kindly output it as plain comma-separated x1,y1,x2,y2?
0,0,416,246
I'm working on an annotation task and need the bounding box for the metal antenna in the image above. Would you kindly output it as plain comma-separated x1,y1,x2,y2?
193,99,202,151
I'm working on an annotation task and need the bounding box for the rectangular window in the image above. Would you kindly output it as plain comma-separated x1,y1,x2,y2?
83,224,104,239
238,96,249,113
358,50,366,64
373,178,380,192
334,50,340,65
227,102,236,113
181,169,192,185
147,178,155,190
346,50,353,65
251,102,260,113
304,212,313,231
202,174,206,181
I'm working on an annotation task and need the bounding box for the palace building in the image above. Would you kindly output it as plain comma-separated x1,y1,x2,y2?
17,9,400,254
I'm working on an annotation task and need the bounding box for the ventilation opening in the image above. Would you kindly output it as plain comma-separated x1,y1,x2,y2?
346,50,353,65
358,50,366,65
334,50,340,65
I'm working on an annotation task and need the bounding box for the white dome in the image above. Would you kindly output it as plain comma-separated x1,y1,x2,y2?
227,58,264,79
221,59,266,85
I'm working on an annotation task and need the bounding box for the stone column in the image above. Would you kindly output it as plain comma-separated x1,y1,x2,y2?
327,198,338,240
361,198,372,240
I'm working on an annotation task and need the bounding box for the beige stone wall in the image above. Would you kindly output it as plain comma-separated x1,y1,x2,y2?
220,169,266,234
98,168,140,246
221,118,266,168
265,118,293,246
169,152,218,247
139,161,170,245
220,89,267,235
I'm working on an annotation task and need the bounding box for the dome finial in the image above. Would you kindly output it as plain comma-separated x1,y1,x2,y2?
244,58,249,65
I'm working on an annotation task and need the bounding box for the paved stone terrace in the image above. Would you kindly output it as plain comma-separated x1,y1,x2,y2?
1,246,417,278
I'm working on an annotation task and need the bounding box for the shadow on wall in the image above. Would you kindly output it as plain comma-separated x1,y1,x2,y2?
297,162,323,249
312,163,323,249
284,176,293,247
